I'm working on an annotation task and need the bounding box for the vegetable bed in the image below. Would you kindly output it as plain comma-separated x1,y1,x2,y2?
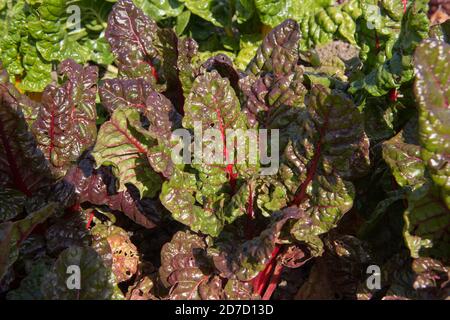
0,0,449,300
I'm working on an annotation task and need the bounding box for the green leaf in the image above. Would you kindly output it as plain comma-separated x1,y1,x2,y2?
404,184,450,260
246,19,300,76
350,0,429,96
382,121,427,189
234,34,262,70
92,107,162,198
41,246,116,300
133,0,184,22
179,0,233,29
254,0,333,28
236,0,255,24
84,35,115,66
7,259,53,300
0,189,26,222
175,9,191,36
414,39,450,209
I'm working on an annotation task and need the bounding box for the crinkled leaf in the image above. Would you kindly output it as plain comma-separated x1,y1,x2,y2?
212,207,300,281
269,86,370,250
0,83,52,196
64,157,161,228
404,184,450,260
105,0,160,83
44,212,91,255
414,39,450,209
382,120,427,189
412,257,450,297
246,19,300,77
92,107,162,198
240,65,307,127
92,224,139,283
177,37,200,98
161,70,252,236
133,0,184,22
7,259,52,300
254,0,333,28
99,78,154,114
32,60,98,178
350,0,430,96
179,0,233,29
159,230,223,300
41,246,116,300
0,188,26,222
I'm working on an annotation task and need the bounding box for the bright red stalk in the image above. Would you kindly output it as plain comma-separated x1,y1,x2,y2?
254,113,330,299
86,211,95,230
375,31,381,51
215,108,237,192
253,245,281,296
389,88,399,102
150,64,159,82
262,262,284,300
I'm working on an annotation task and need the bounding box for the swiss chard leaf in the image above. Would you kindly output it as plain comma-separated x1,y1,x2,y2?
92,107,162,198
414,39,450,209
32,60,98,178
0,75,52,196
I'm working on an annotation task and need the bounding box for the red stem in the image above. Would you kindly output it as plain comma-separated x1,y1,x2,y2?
262,262,284,300
86,211,95,230
375,31,380,52
292,116,328,206
254,112,330,298
389,88,398,102
253,245,281,296
215,108,237,192
150,64,159,82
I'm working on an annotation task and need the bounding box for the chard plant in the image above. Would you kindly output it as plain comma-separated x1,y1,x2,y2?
0,0,449,300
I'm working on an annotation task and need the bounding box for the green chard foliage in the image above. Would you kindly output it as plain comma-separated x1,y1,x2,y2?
1,0,450,301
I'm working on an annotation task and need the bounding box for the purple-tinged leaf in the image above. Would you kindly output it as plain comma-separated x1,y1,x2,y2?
32,59,98,178
414,39,450,209
64,157,161,229
0,83,52,197
105,0,160,83
92,107,162,198
246,19,300,77
159,230,223,300
99,78,154,114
